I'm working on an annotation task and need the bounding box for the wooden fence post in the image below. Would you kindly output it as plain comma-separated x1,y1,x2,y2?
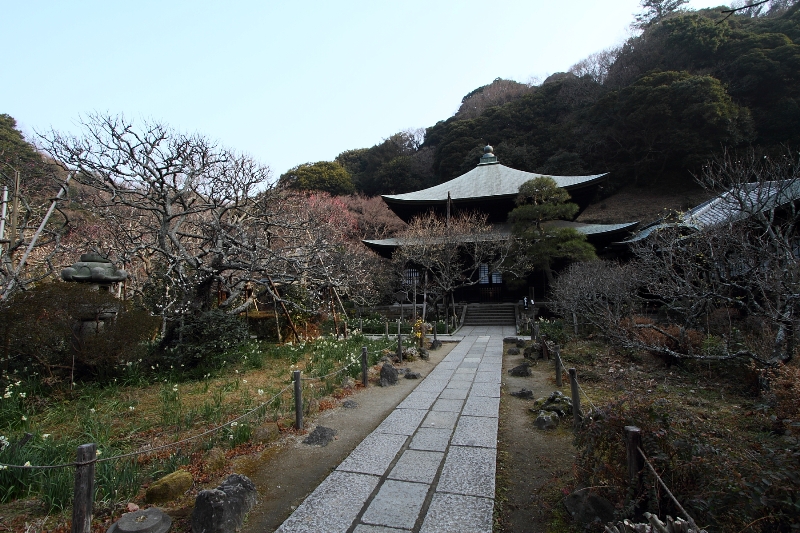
384,320,388,339
293,370,303,431
361,346,368,387
625,425,645,516
569,368,581,429
71,443,96,533
359,318,363,333
572,312,578,335
397,333,403,363
554,345,562,387
533,322,539,341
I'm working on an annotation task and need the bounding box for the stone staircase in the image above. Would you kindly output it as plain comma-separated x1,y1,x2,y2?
462,303,516,326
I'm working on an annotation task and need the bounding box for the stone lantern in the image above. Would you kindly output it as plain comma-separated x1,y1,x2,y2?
60,253,128,335
61,252,127,291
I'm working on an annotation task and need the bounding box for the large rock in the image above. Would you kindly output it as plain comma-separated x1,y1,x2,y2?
533,391,573,417
507,347,520,355
533,410,559,430
380,363,398,386
145,469,193,504
191,474,257,533
563,489,615,526
508,363,531,377
510,388,533,399
108,507,172,533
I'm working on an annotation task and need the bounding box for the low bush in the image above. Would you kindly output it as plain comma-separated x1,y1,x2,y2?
575,394,800,532
159,310,249,373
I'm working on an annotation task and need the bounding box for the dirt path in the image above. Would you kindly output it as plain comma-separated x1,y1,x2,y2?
237,342,455,533
495,347,577,533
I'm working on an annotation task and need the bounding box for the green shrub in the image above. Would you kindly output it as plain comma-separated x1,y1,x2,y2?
0,283,159,385
160,310,249,372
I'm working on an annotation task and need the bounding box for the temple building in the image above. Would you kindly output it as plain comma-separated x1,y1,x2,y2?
364,145,639,302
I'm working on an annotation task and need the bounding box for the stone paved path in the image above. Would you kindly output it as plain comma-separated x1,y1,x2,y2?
275,327,516,533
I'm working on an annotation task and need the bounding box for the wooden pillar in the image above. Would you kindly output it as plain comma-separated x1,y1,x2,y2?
71,443,97,533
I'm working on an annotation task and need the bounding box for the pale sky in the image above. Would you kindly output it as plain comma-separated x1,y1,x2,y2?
2,1,726,180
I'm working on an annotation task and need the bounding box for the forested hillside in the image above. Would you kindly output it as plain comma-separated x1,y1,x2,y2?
316,3,800,198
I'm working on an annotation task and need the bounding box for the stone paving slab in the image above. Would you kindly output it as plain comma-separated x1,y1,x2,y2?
409,427,453,452
396,392,439,410
276,471,379,533
473,371,501,383
448,372,476,382
354,525,410,533
362,479,429,530
438,387,469,400
443,378,471,390
419,493,494,533
337,433,408,476
422,410,459,430
413,379,450,394
469,382,501,398
375,408,427,436
431,398,464,412
451,415,498,448
461,395,500,418
389,449,445,484
454,367,477,374
436,446,497,498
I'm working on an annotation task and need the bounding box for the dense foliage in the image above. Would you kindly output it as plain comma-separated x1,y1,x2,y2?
315,5,800,196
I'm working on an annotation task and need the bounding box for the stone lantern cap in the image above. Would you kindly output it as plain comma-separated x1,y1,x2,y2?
61,253,128,283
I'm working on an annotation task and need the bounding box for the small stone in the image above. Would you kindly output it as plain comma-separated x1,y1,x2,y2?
108,507,171,533
380,363,399,387
342,399,358,409
341,376,356,389
533,410,559,430
429,339,442,350
563,490,615,525
405,371,421,379
252,422,280,445
145,469,193,504
191,474,257,533
508,363,531,377
507,347,520,355
510,388,533,399
205,447,227,472
303,426,337,447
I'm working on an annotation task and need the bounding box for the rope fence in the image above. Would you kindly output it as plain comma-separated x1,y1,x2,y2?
0,345,375,533
534,334,704,532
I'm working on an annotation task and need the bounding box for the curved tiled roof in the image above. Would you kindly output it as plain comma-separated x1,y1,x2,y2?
382,163,607,204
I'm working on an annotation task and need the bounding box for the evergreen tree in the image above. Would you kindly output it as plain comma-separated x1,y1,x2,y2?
508,177,596,284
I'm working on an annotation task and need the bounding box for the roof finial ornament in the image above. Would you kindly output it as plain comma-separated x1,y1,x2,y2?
479,143,498,165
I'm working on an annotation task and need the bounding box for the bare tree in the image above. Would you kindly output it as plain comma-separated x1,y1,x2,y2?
551,260,639,331
391,211,518,325
0,160,72,301
41,114,273,317
568,47,621,85
455,79,534,119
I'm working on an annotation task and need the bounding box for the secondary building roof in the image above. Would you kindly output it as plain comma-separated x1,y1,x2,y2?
363,220,639,258
620,180,800,246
